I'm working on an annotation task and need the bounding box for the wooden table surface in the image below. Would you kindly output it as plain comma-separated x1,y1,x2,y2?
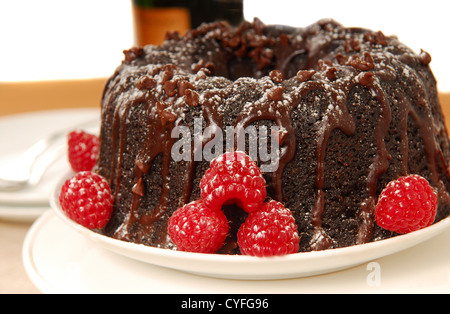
0,78,104,294
0,79,449,294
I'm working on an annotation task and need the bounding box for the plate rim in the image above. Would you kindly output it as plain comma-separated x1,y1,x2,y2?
22,210,66,294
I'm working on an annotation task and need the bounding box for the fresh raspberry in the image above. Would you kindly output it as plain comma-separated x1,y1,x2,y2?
375,174,437,234
200,151,266,213
168,200,229,253
59,171,113,230
68,130,99,172
237,200,299,257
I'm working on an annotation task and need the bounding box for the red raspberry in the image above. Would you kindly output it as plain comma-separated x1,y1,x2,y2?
237,200,299,257
59,171,113,230
68,130,99,172
375,174,437,234
200,151,266,213
168,200,229,253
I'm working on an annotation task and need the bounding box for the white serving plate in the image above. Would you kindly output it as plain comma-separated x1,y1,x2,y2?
23,210,450,293
50,171,450,280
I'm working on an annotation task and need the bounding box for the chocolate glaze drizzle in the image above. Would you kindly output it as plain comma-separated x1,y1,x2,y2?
97,19,450,252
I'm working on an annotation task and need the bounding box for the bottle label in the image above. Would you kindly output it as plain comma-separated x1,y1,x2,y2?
132,6,191,46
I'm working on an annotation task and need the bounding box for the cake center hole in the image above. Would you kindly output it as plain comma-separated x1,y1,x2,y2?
217,49,309,81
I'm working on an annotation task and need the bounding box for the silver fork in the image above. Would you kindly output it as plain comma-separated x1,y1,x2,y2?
0,119,98,191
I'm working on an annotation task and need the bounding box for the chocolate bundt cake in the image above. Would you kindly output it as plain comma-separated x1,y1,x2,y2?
96,18,450,253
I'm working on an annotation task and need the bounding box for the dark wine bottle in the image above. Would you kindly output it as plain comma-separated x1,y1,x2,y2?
132,0,244,46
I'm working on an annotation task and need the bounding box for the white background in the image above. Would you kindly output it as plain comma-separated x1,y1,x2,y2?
0,0,449,91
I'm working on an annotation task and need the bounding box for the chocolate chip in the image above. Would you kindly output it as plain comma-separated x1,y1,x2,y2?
270,70,283,83
344,38,361,53
357,72,374,87
160,110,176,126
122,47,144,63
156,101,176,126
296,70,316,83
376,31,387,46
267,86,284,101
347,53,374,71
185,89,200,107
177,80,195,97
161,69,174,84
164,80,178,97
165,31,181,41
419,49,432,65
136,76,156,90
336,53,349,65
228,36,241,48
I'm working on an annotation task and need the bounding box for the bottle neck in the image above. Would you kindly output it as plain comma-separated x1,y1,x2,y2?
189,0,244,28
